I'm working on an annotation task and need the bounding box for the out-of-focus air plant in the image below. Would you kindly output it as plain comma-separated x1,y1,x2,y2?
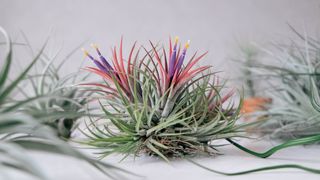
240,26,320,140
18,37,92,139
0,28,133,180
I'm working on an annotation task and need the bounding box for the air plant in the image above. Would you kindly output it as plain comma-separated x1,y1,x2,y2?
81,37,242,160
0,28,133,179
18,37,92,139
240,27,320,140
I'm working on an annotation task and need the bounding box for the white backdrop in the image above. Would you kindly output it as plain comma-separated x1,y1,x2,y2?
1,0,320,79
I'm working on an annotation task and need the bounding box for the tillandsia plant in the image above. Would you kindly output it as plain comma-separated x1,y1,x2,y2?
240,27,320,140
0,28,134,180
81,37,243,160
81,37,320,176
18,36,92,139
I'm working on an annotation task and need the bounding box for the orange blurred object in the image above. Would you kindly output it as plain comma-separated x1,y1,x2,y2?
241,97,272,114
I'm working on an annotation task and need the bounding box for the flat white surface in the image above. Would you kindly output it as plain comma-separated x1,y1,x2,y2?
5,139,320,180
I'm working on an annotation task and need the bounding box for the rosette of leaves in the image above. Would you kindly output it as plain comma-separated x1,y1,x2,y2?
81,37,243,161
240,27,320,140
0,28,133,179
17,36,92,138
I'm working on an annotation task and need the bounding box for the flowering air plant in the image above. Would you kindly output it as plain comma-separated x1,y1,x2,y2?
81,37,242,160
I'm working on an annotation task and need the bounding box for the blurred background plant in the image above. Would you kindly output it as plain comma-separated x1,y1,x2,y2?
0,28,132,179
16,34,92,139
239,26,320,140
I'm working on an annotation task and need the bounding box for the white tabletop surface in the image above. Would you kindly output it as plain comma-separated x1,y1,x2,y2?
4,138,320,180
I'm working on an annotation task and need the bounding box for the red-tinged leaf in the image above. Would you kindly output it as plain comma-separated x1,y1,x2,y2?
112,47,121,74
171,69,179,85
113,47,129,91
169,36,172,59
182,52,208,76
209,89,235,110
149,42,172,95
127,42,137,75
80,82,109,88
132,48,141,79
221,89,235,104
118,71,130,90
163,47,168,73
175,72,218,99
84,68,129,95
142,46,161,82
119,37,127,80
86,89,119,98
149,41,167,81
80,83,118,93
137,48,152,81
85,67,112,80
179,66,209,82
141,62,162,96
133,48,140,66
177,66,211,85
183,51,198,71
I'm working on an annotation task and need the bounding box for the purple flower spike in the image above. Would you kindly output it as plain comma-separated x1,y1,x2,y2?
91,44,114,71
93,59,109,74
175,40,190,75
82,47,109,74
99,55,113,71
175,48,186,72
169,37,179,79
